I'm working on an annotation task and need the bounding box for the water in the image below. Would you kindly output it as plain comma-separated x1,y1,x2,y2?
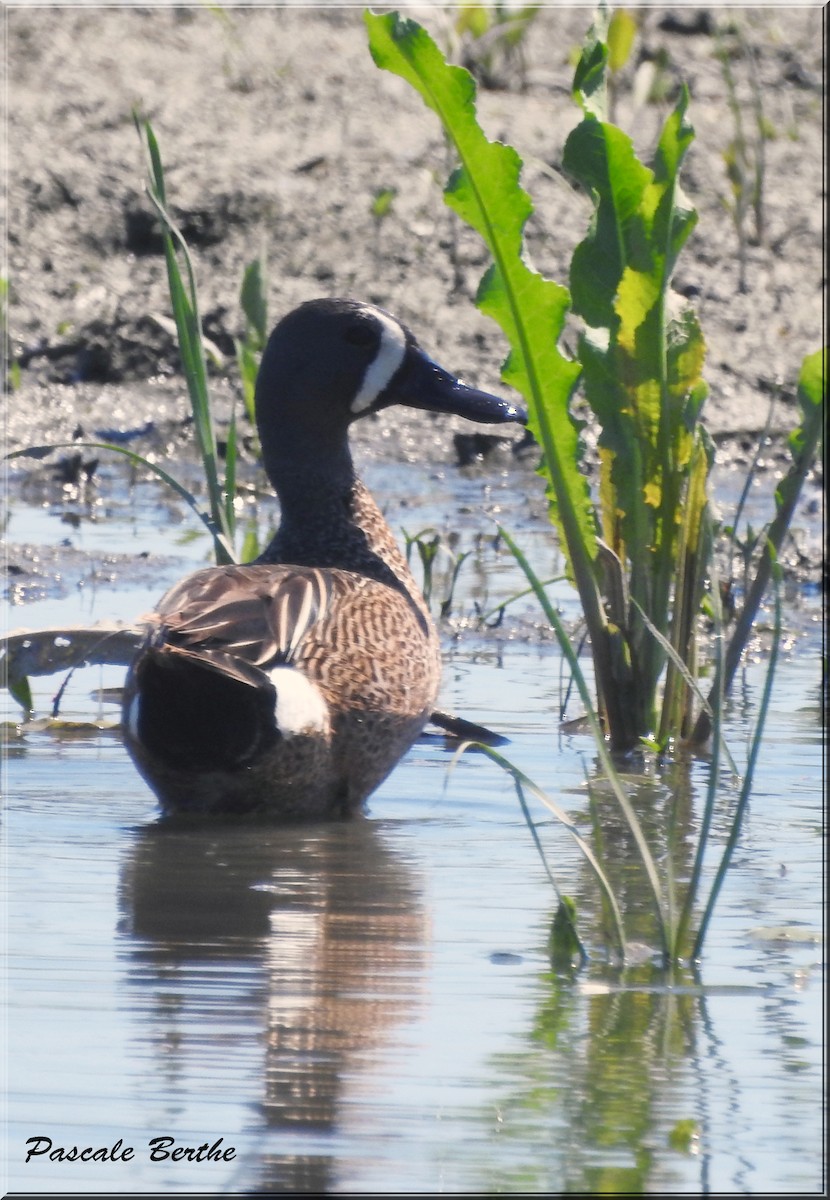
2,459,824,1195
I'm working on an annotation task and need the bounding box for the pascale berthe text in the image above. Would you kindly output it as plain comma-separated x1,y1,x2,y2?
24,1135,236,1164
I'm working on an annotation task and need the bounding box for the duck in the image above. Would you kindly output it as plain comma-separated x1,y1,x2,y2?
122,298,525,818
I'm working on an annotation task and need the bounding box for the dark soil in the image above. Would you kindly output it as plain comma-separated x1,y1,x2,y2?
3,5,825,580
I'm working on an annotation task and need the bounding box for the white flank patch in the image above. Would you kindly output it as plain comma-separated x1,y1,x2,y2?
269,666,330,738
350,308,407,413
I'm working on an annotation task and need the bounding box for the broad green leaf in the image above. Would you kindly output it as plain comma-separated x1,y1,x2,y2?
796,347,825,412
564,117,651,328
776,347,824,518
650,87,697,278
572,10,610,120
579,328,649,570
566,90,702,635
365,10,597,589
667,308,706,404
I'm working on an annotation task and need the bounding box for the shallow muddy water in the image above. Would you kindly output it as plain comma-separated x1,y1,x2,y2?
2,455,824,1195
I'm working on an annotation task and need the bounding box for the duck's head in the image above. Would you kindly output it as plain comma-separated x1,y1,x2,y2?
254,298,525,475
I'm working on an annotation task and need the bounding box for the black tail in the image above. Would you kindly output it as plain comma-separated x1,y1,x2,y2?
131,648,278,772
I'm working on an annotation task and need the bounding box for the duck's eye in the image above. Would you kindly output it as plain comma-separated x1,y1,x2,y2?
343,323,376,348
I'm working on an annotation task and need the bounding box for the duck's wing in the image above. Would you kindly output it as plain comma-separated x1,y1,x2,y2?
150,565,345,684
128,564,438,784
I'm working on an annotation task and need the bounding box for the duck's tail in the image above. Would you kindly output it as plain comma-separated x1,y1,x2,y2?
125,644,280,772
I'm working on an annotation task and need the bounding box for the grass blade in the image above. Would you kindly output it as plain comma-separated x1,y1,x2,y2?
472,743,624,963
673,548,726,958
692,348,824,743
497,525,670,962
134,112,235,563
477,575,567,625
691,557,784,960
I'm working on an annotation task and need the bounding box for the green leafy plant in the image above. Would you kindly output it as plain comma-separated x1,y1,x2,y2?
371,185,397,220
566,50,712,748
366,6,824,753
605,6,639,121
716,24,771,292
692,349,823,744
403,527,471,617
235,255,269,428
453,3,540,90
368,7,705,754
365,6,824,962
136,113,238,564
370,185,398,260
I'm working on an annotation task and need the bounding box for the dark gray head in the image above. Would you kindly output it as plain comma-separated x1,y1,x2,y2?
254,298,525,477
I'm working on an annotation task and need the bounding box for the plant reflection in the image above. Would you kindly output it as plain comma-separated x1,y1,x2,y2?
481,962,710,1193
476,762,762,1195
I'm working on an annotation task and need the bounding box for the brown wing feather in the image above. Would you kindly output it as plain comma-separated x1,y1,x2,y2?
152,565,345,672
145,563,437,716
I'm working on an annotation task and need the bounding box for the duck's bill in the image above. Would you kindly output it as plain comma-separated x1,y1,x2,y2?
386,348,527,425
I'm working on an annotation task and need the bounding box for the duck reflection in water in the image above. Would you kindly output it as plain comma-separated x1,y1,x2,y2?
119,816,427,1193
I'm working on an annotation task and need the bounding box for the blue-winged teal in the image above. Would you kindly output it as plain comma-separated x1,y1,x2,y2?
123,298,525,818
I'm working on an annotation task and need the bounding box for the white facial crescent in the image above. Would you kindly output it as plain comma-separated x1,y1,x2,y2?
351,308,408,414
